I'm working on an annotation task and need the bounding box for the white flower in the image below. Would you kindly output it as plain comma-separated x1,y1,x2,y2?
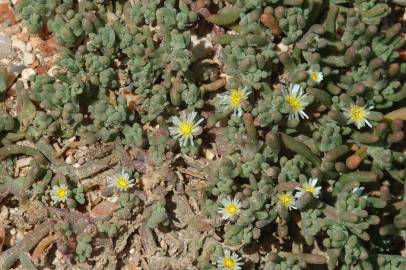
217,250,243,270
168,111,203,146
51,184,70,203
282,84,309,120
307,69,323,84
218,197,241,221
295,178,322,199
108,170,134,191
344,104,373,129
352,186,365,196
278,192,297,210
219,87,251,117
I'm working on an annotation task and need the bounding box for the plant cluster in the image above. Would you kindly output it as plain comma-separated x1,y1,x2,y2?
0,0,405,269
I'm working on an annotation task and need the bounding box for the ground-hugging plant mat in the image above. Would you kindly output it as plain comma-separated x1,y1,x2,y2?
0,0,405,269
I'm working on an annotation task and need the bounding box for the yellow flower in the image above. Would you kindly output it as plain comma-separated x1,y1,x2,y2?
307,69,323,84
218,197,241,221
219,87,251,116
286,96,301,112
168,111,203,146
344,104,372,129
179,122,193,136
278,192,296,210
295,178,321,199
51,184,70,203
217,250,243,270
108,170,134,191
282,84,309,120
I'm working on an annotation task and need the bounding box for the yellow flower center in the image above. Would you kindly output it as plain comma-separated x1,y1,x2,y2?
225,203,238,215
310,72,319,81
350,105,366,122
279,194,293,207
286,96,302,113
178,121,193,136
56,188,67,199
116,176,129,189
223,257,236,269
229,89,245,108
303,185,316,194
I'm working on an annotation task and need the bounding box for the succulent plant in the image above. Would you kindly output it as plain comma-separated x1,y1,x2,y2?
0,0,403,269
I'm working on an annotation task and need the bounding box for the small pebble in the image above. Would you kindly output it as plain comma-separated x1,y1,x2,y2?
12,37,26,52
21,67,36,88
16,231,25,241
26,43,33,52
107,196,119,203
0,34,11,58
65,155,75,165
277,42,289,52
21,67,35,81
23,51,36,66
203,149,215,160
55,250,63,259
3,25,21,36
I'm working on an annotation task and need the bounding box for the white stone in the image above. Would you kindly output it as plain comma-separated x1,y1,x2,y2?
107,196,119,203
21,68,36,88
23,51,36,66
21,68,36,81
277,42,289,52
203,149,215,160
26,43,33,52
65,155,75,165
